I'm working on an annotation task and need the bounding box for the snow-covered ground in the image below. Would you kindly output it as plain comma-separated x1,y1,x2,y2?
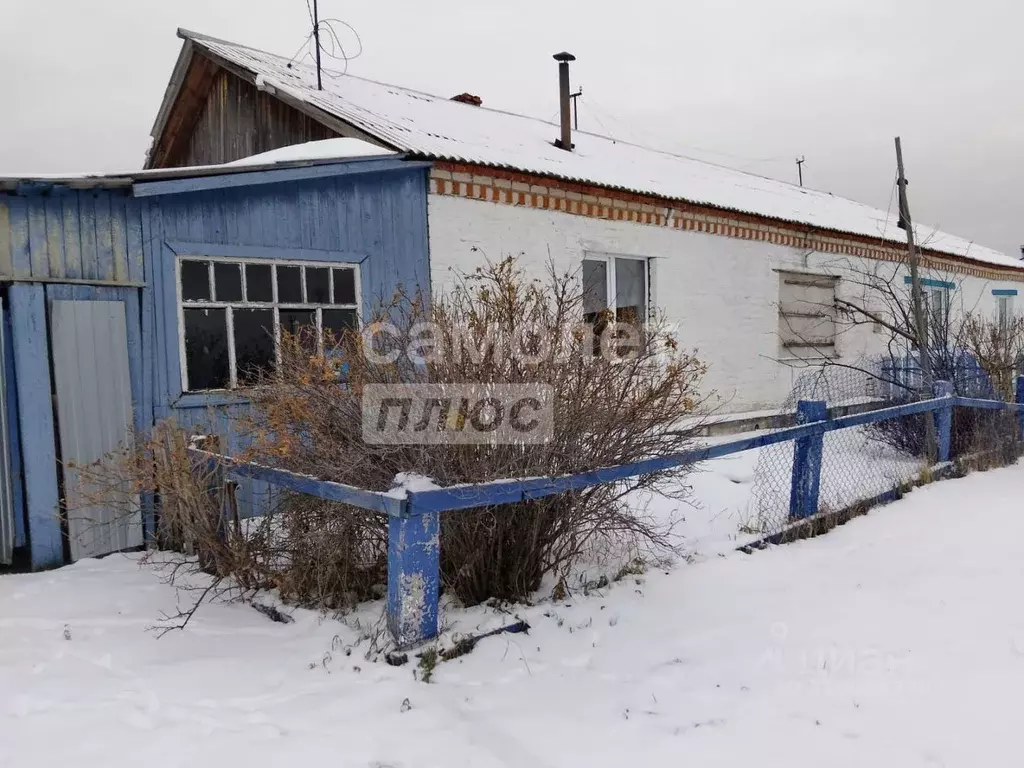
4,459,1024,766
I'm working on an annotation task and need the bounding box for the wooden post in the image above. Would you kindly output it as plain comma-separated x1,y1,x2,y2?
386,500,440,648
1016,376,1024,442
934,380,953,463
895,137,938,460
789,400,827,520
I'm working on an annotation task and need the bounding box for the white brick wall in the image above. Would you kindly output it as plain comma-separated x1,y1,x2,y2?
428,194,1021,412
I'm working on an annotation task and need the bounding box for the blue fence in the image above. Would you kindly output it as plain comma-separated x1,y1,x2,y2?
191,378,1024,648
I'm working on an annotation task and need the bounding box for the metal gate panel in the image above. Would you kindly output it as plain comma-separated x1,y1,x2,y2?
0,300,15,565
50,300,141,561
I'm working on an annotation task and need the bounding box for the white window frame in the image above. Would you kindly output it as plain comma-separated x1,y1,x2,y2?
581,253,651,323
176,255,362,392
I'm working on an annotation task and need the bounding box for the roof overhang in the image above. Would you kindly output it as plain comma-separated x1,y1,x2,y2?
1,156,428,197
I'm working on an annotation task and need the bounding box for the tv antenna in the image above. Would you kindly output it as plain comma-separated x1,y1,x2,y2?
287,1,364,88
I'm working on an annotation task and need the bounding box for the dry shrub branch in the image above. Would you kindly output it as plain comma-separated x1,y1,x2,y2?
75,257,708,625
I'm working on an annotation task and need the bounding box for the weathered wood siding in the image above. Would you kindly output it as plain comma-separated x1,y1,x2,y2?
0,189,145,283
172,70,339,167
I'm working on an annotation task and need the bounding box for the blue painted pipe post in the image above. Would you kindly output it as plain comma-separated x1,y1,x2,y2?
387,497,440,648
1016,376,1024,442
789,400,827,520
933,380,953,463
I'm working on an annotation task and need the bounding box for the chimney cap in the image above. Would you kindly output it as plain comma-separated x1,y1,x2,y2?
450,92,483,106
553,51,576,62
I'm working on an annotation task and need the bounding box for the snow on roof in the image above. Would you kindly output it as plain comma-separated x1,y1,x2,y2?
223,137,395,166
0,138,398,188
177,29,1019,271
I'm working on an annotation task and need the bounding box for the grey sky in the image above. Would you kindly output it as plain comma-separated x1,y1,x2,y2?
1,0,1019,256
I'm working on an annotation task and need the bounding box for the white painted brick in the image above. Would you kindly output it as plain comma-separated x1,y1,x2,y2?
425,195,1017,411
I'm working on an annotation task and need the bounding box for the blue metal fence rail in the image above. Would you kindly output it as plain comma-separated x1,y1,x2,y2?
190,378,1024,649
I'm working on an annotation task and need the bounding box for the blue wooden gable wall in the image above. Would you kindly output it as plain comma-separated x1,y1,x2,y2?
1,158,431,568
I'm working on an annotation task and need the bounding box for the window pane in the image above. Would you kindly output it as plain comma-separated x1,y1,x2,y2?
246,263,273,302
279,309,317,350
213,262,243,302
183,308,228,390
306,267,330,303
234,309,276,386
582,259,608,321
277,265,302,303
322,309,359,343
181,260,210,301
333,268,357,304
615,258,646,325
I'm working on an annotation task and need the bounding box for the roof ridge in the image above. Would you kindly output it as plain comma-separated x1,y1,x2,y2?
182,29,834,197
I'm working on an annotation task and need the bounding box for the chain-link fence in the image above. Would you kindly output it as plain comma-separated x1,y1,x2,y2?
748,358,1021,541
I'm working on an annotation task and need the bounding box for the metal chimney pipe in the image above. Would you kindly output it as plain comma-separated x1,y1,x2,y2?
553,52,576,151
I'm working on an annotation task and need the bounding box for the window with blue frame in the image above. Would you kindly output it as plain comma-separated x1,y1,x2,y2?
178,257,360,391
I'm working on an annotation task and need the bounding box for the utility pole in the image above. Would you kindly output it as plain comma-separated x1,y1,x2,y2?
895,136,937,458
313,0,323,91
796,156,805,187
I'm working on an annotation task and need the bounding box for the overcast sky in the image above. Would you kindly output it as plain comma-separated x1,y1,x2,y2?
1,0,1020,256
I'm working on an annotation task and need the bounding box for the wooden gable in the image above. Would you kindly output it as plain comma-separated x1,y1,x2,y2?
148,53,386,169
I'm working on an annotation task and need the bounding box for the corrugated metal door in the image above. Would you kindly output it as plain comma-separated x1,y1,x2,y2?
50,300,141,561
0,299,16,565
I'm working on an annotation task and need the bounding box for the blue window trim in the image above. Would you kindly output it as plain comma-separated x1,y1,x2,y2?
904,276,955,290
992,289,1018,297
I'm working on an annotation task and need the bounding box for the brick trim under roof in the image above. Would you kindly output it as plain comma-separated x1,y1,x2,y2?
429,162,1024,282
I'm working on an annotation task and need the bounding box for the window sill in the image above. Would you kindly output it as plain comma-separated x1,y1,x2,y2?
173,391,251,409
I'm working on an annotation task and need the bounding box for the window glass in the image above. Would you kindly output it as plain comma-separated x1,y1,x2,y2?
614,258,646,325
183,308,229,390
181,260,210,301
323,309,359,342
234,309,275,386
277,266,302,303
280,309,317,350
334,268,357,305
582,259,608,323
246,264,273,302
306,267,331,303
214,262,243,302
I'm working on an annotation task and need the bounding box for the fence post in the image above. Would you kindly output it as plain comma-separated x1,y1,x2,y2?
386,498,440,648
789,400,827,520
933,380,953,463
1016,376,1024,442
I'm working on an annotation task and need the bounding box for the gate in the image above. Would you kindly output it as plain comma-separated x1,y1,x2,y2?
50,300,141,561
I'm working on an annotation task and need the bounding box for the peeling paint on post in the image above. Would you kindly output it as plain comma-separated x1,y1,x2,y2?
789,400,827,520
933,380,953,463
387,501,440,648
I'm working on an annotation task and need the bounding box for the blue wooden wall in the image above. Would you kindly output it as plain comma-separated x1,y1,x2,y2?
0,187,145,282
2,158,431,566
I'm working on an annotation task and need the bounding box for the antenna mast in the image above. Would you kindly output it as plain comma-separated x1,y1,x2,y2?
313,0,323,90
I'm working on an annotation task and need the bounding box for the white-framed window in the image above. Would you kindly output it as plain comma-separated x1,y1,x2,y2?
176,256,361,392
777,270,838,357
925,286,949,326
996,294,1015,332
581,254,650,326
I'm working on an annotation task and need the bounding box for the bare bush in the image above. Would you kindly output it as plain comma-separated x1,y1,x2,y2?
73,258,707,628
236,257,708,606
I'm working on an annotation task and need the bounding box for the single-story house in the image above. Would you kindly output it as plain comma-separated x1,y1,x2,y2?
0,140,429,569
143,28,1024,412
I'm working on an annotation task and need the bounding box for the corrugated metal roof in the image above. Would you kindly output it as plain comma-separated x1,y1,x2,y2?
174,28,1020,271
